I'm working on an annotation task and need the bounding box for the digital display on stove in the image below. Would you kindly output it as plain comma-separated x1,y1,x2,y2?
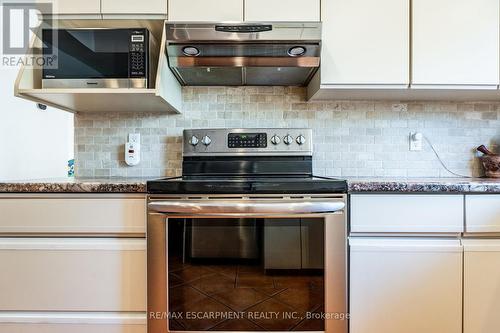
228,133,267,148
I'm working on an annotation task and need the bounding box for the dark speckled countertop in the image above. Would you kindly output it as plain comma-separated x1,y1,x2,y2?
346,177,500,193
0,177,149,193
0,177,499,194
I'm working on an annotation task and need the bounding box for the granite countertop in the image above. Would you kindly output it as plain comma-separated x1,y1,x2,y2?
0,177,149,193
347,177,500,193
0,177,499,194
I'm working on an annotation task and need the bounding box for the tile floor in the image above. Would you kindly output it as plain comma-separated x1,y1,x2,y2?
168,256,325,331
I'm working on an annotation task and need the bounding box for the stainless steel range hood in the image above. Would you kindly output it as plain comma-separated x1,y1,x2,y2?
165,22,322,86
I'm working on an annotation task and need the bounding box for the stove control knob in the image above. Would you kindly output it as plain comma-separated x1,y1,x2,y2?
296,135,306,145
189,135,199,146
283,135,293,145
201,135,212,146
270,135,281,145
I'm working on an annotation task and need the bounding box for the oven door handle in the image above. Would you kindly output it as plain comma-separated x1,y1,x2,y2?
148,199,345,215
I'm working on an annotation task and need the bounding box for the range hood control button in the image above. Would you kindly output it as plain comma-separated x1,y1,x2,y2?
296,135,306,145
201,135,212,146
270,135,281,145
283,135,293,145
189,135,199,146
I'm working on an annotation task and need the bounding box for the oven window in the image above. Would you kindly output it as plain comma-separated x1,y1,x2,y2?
168,218,325,331
42,29,129,79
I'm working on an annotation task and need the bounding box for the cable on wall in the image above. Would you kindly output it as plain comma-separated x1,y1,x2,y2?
422,135,477,178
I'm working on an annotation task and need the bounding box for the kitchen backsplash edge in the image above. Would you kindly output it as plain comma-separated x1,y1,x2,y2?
74,86,499,178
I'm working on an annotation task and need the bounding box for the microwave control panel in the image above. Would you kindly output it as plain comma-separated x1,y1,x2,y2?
129,30,147,78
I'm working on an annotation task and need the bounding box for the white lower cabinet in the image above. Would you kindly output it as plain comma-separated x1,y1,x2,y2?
0,238,146,311
0,312,146,333
464,239,500,333
350,194,464,233
465,195,500,233
0,194,146,236
349,237,463,333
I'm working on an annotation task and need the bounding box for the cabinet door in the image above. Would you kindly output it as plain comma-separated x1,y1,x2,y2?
0,238,146,311
245,0,320,21
320,0,409,86
168,0,243,21
464,240,500,333
412,0,499,87
350,238,462,333
101,0,167,17
0,313,146,333
35,0,101,17
102,0,167,16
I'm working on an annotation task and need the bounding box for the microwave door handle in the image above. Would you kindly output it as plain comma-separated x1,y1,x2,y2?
148,200,345,215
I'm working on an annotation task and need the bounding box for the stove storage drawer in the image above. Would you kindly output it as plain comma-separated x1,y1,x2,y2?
0,194,146,236
350,194,464,233
0,238,146,311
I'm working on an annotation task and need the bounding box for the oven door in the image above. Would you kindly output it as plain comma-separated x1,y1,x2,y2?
147,194,347,333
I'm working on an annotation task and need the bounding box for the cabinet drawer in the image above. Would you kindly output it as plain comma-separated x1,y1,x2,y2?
0,194,146,235
465,195,500,233
0,312,146,333
350,194,464,233
0,238,146,311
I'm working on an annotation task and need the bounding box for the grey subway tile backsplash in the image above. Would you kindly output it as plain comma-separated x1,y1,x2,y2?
75,87,499,178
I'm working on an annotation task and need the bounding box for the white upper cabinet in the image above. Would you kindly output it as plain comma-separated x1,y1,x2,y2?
36,0,167,18
412,0,499,88
319,0,410,86
35,0,101,17
168,0,243,21
244,0,320,21
101,0,167,17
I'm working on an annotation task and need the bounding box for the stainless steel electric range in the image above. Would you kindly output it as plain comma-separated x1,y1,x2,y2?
147,129,348,333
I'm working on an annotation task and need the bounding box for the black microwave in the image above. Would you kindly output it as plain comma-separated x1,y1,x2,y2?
42,28,154,89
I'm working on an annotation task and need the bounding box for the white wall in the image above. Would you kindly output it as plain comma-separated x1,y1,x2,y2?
0,67,74,180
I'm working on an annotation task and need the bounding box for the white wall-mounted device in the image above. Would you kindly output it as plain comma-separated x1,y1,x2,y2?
409,132,423,151
125,133,141,166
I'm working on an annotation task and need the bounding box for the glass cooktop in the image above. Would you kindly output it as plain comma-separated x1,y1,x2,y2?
147,175,347,195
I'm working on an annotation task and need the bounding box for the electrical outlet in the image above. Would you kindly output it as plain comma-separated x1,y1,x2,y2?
409,132,423,151
128,133,141,144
